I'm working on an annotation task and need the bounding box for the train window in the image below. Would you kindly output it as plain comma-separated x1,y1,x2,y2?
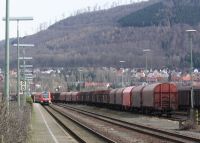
43,92,49,98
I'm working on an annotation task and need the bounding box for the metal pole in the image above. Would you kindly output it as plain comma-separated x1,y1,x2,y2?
190,34,194,109
79,71,81,91
23,47,26,106
143,49,150,72
186,29,196,123
5,0,10,112
122,70,123,87
120,62,123,87
145,54,147,72
17,20,20,107
119,61,125,87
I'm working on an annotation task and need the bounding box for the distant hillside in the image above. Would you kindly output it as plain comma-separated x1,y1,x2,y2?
118,0,200,27
1,0,200,69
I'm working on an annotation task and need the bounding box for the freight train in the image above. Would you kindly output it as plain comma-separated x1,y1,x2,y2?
51,83,181,115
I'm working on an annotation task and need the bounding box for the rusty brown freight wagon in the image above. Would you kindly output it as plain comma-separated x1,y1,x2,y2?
59,92,67,103
132,85,145,111
122,86,135,110
65,92,72,103
142,83,178,114
115,88,125,106
95,90,110,105
109,89,118,105
71,92,79,103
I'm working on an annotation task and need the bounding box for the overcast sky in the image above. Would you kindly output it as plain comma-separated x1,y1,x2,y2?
0,0,147,40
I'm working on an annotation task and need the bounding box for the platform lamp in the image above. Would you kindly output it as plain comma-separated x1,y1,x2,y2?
186,29,196,122
143,49,151,72
119,61,125,87
79,69,82,91
4,0,10,112
3,17,33,108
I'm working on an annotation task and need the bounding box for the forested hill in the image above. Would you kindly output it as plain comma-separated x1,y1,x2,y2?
1,0,200,69
118,0,200,27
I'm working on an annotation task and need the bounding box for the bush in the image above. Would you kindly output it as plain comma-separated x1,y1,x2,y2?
26,96,33,105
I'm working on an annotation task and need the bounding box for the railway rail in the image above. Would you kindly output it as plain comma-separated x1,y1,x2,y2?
55,103,200,143
43,105,116,143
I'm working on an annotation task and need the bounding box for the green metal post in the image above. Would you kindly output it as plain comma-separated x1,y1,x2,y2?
190,33,195,122
5,0,10,112
17,20,20,107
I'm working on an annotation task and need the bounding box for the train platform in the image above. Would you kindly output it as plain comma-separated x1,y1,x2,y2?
29,103,77,143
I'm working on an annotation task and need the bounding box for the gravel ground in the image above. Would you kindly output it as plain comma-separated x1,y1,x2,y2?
46,106,106,143
65,104,200,139
54,105,174,143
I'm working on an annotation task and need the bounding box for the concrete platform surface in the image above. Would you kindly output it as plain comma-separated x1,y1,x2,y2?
28,103,77,143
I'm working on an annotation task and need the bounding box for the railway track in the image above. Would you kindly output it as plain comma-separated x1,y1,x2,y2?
155,111,188,122
43,105,116,143
169,111,188,121
56,103,200,143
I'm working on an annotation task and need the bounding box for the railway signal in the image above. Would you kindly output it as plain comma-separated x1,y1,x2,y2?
20,80,26,91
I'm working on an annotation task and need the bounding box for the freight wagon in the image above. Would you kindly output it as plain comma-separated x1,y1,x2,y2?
51,92,60,103
110,88,124,109
141,83,178,114
122,86,135,110
131,85,145,111
178,86,200,110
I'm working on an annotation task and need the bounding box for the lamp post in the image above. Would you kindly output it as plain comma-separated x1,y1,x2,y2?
3,17,33,108
186,29,196,122
79,69,82,91
4,0,10,112
143,49,151,72
13,44,34,106
119,61,125,87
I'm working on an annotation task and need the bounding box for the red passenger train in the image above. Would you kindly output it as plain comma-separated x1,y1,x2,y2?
51,82,179,115
32,91,51,105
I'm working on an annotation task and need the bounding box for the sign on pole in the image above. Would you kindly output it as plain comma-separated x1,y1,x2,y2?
20,80,26,91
